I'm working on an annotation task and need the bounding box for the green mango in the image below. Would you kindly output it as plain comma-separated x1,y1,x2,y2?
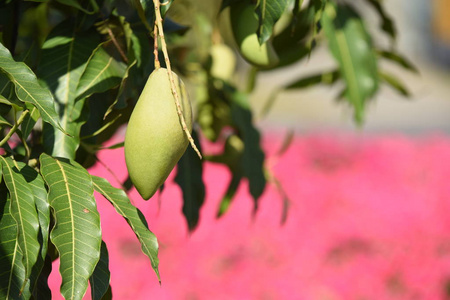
124,68,192,200
210,43,236,82
230,2,279,68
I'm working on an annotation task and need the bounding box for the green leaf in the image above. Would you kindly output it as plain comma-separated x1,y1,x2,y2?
218,173,242,217
55,0,99,14
38,23,101,160
0,188,28,299
0,114,12,127
89,241,110,300
377,49,418,73
255,0,290,44
16,162,50,290
39,153,102,300
21,104,39,140
285,69,340,89
0,42,64,133
230,91,266,209
363,0,396,42
175,130,205,231
379,71,410,97
104,59,137,118
32,255,52,299
321,2,378,123
91,176,160,282
76,43,127,100
0,156,40,282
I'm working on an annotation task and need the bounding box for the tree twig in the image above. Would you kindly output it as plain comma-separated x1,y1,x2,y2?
152,0,202,159
0,110,29,148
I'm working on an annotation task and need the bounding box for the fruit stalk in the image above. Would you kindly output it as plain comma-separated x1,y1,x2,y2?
153,0,202,159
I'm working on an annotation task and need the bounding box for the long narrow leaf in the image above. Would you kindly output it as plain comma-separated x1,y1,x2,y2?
0,43,63,133
0,156,40,282
91,176,160,282
16,162,50,292
175,130,205,231
39,153,101,300
230,91,266,209
0,188,27,299
89,241,111,300
321,3,378,123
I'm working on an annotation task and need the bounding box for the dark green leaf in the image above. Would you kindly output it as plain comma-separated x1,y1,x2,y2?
32,255,52,300
0,42,63,133
218,173,242,217
39,153,102,300
377,50,418,73
91,176,160,282
104,60,137,118
76,43,127,100
55,0,99,14
0,188,28,299
21,104,39,140
285,69,340,89
89,241,110,300
255,0,290,44
321,2,378,123
379,71,410,97
175,130,205,231
230,91,266,209
38,22,101,159
0,156,40,282
363,0,396,42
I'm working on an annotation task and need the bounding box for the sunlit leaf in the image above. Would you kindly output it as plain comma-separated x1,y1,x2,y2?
91,176,160,282
0,42,63,133
16,162,50,293
39,153,101,300
175,130,205,230
321,2,378,123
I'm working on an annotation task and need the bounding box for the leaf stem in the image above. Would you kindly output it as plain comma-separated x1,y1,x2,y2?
0,110,29,148
152,0,202,159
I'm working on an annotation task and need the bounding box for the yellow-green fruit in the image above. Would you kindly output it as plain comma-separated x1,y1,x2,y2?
125,68,192,200
230,3,279,68
210,43,236,81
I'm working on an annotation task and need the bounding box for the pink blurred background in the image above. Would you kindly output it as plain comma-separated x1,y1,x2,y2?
48,132,450,299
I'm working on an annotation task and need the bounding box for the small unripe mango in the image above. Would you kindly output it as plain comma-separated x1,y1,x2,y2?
230,2,279,68
210,43,236,81
125,68,192,200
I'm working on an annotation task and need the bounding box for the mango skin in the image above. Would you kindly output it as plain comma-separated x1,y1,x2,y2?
125,68,192,200
230,2,279,68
